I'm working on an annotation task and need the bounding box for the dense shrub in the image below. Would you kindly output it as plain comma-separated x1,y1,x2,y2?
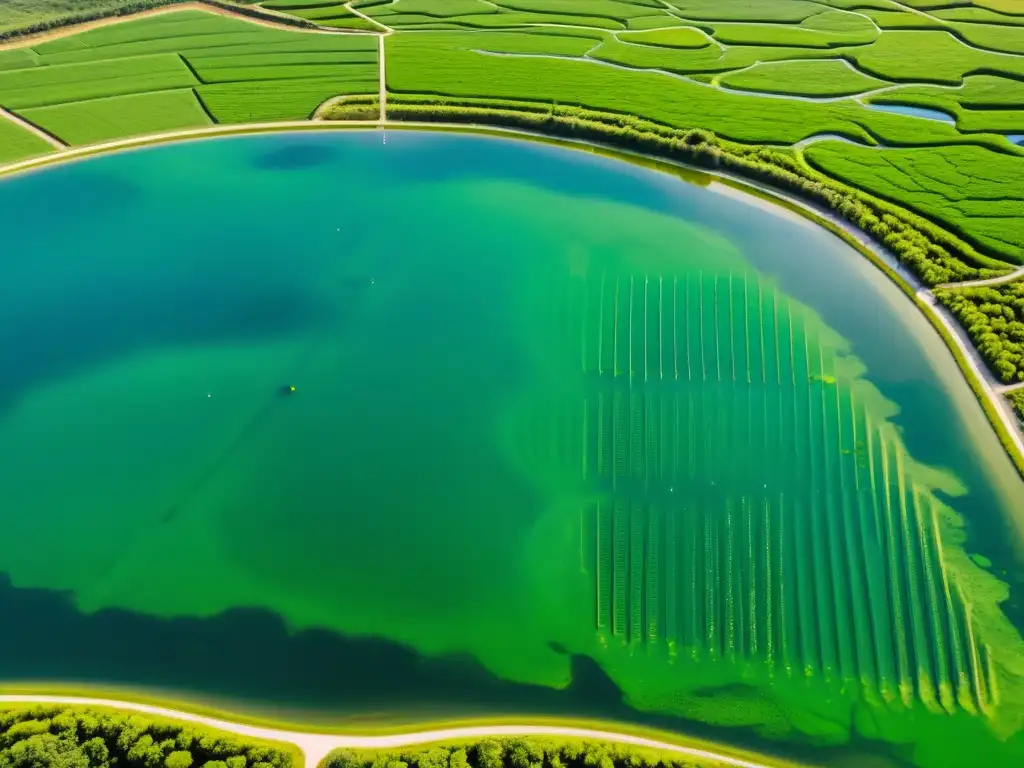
323,737,724,768
1009,390,1024,424
935,280,1024,384
0,706,294,768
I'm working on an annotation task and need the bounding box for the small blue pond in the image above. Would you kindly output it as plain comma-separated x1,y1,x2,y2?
864,102,956,124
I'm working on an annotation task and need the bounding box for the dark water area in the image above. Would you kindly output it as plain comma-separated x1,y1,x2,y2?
1,132,1023,768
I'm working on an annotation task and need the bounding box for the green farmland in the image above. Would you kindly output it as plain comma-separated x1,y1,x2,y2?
2,2,1024,768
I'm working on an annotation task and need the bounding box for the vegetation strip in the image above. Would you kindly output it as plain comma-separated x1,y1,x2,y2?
0,697,790,768
0,704,298,768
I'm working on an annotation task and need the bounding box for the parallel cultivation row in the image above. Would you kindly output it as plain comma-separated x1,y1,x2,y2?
571,269,995,712
510,263,1024,760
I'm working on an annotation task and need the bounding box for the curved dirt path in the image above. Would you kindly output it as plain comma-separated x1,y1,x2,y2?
936,264,1024,290
0,695,780,768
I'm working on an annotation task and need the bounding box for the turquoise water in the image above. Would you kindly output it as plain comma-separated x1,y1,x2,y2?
863,103,956,124
1,131,1023,766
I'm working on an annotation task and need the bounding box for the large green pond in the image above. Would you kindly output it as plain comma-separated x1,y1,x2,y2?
1,132,1024,767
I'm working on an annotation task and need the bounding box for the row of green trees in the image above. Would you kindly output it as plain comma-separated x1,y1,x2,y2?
0,706,295,768
357,96,1012,287
0,0,300,42
1010,390,1024,423
323,737,728,768
935,280,1024,384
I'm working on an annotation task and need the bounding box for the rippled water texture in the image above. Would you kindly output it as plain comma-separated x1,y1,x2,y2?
1,132,1024,768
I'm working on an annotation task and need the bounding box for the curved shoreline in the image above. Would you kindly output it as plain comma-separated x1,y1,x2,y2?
0,695,789,768
0,115,1021,476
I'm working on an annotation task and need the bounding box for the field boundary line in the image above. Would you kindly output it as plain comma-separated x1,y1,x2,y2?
0,695,789,768
0,106,66,149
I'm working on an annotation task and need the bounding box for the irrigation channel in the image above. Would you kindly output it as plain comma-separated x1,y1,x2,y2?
1,131,1024,768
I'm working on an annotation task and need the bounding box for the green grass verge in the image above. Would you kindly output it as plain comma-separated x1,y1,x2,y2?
18,87,212,145
0,113,55,163
804,142,1024,263
0,704,299,768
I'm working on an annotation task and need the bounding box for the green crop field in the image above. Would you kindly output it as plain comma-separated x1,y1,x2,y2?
935,278,1024,383
20,87,212,144
719,60,889,97
0,9,378,144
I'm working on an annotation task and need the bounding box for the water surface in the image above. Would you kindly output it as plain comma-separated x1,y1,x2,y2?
1,132,1023,768
863,102,956,124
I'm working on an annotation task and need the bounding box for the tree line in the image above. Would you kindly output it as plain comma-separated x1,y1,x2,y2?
0,706,295,768
323,736,731,768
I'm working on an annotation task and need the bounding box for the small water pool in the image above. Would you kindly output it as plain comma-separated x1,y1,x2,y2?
864,102,956,124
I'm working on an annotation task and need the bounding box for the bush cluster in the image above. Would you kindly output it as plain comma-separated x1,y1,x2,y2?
1009,390,1024,424
324,737,723,768
0,706,294,768
379,97,1007,287
935,280,1024,384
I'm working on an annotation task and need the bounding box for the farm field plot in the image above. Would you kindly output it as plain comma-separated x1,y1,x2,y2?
805,142,1024,262
0,8,378,144
718,60,889,97
0,112,54,162
21,88,212,145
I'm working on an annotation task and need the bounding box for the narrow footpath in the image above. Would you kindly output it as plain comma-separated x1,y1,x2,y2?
344,1,392,122
0,696,780,768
